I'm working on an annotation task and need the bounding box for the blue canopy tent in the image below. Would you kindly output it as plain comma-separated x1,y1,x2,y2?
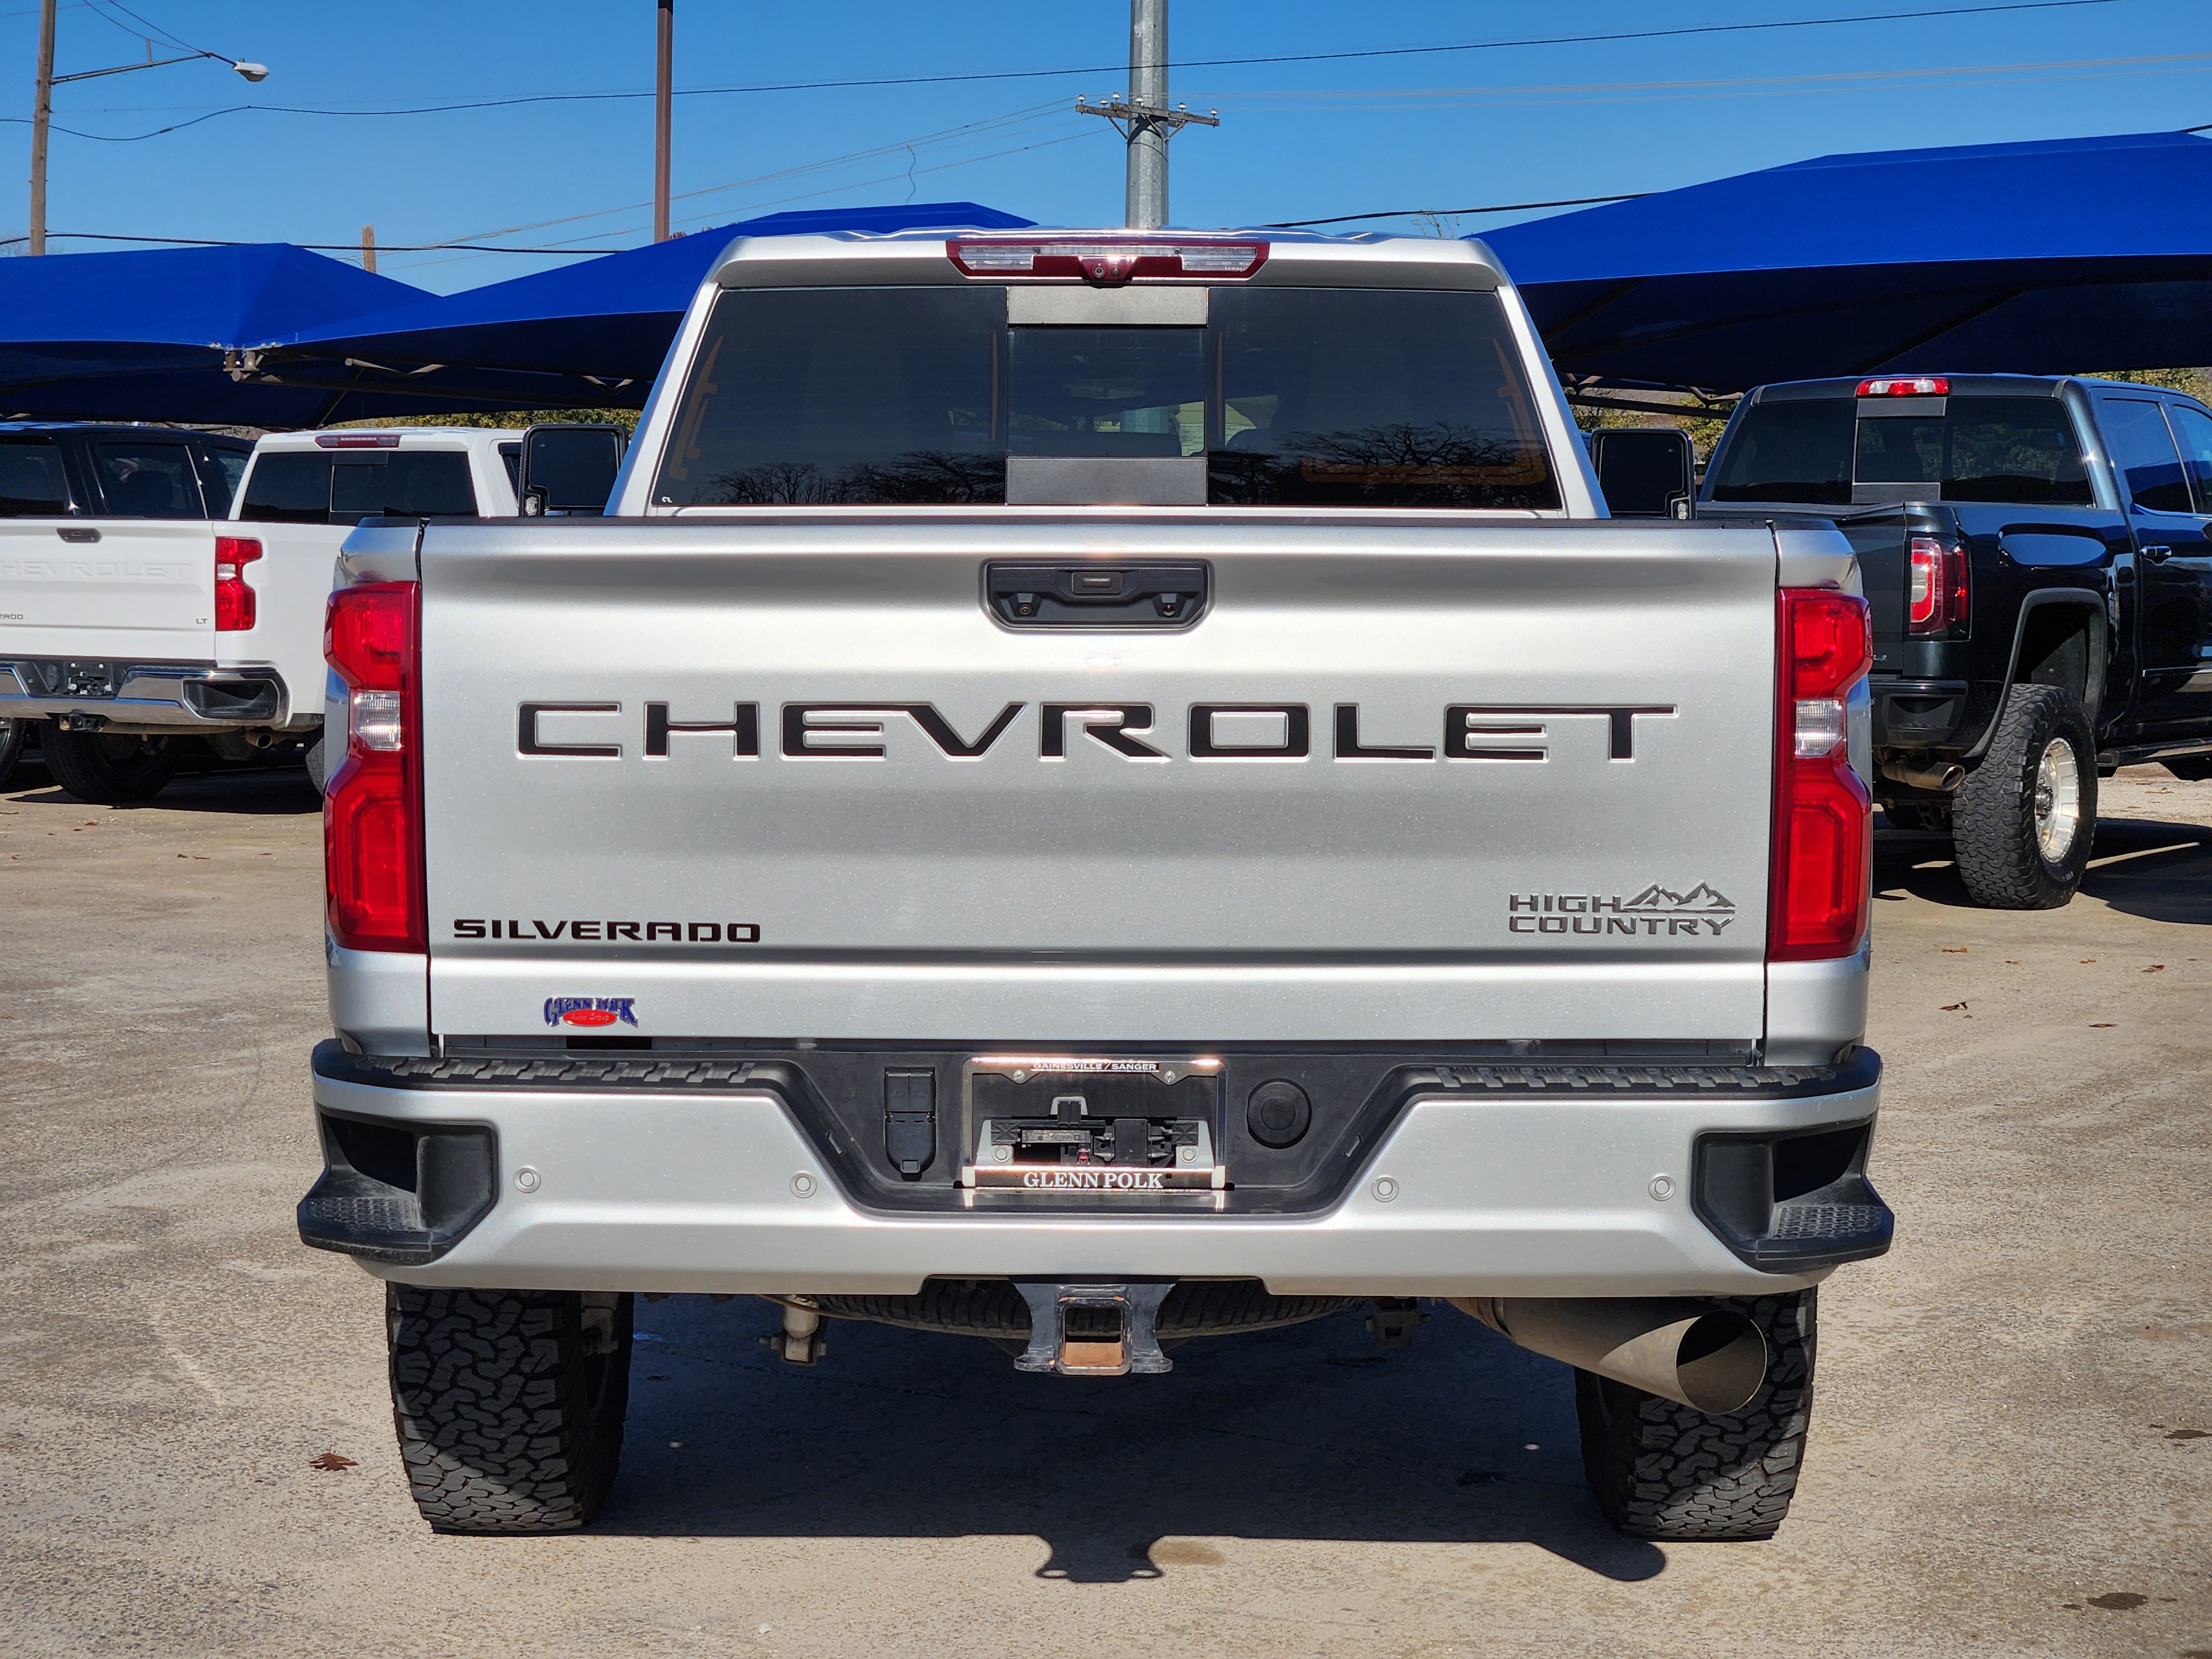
0,242,436,424
1489,131,2212,400
246,201,1035,419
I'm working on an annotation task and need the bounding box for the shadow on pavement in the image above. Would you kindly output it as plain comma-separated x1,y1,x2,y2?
589,1297,1666,1584
6,766,319,817
1876,816,2212,925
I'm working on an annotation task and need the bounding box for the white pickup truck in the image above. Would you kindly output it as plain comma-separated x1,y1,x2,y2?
299,229,1890,1543
0,426,526,802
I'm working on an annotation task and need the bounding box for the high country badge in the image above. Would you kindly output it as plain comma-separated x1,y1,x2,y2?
1508,883,1736,937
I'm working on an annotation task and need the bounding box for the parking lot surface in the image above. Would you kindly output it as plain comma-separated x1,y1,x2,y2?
2,761,2207,1658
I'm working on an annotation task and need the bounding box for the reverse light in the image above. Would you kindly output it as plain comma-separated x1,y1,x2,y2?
324,581,424,953
948,238,1267,284
1856,377,1949,398
1907,534,1969,635
213,535,261,632
1771,588,1873,962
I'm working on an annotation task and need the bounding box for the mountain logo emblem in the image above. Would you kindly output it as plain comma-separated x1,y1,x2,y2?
1621,882,1736,913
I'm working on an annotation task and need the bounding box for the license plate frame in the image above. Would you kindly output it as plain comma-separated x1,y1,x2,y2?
957,1053,1226,1199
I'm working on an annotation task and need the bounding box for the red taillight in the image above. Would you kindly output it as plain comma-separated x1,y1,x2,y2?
1771,588,1873,962
1907,534,1969,635
214,536,261,632
948,237,1267,284
324,581,425,953
1855,376,1949,398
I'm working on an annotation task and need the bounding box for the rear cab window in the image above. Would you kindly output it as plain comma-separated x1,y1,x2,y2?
239,445,479,524
93,440,206,518
197,445,251,517
651,286,1560,510
1709,392,2093,507
0,436,74,515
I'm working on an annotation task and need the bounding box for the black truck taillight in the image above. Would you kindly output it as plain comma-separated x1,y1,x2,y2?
1771,589,1872,962
1906,535,1968,635
324,581,425,953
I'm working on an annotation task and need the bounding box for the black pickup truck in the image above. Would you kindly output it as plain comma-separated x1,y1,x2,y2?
1697,374,2212,908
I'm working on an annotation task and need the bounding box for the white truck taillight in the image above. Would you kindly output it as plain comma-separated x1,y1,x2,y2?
1771,588,1873,962
1906,534,1968,635
324,581,424,953
214,536,262,632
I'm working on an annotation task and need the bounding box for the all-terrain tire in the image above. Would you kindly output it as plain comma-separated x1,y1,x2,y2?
1575,1290,1815,1542
1952,684,2095,909
0,717,27,789
40,728,179,804
387,1285,633,1533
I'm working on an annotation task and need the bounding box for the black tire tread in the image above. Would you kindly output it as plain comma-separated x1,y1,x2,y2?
0,718,27,790
1575,1290,1815,1542
40,728,178,804
387,1285,631,1533
1952,683,2095,909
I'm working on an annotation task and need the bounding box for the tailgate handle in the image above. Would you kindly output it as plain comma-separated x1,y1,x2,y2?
986,561,1208,628
55,526,100,544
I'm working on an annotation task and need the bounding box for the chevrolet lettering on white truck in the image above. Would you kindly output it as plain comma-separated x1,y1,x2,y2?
299,230,1891,1541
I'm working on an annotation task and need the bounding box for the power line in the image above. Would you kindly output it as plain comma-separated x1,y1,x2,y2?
1266,194,1647,228
1,0,2130,143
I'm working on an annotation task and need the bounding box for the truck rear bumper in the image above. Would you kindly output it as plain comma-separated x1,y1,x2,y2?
303,1044,1887,1297
0,658,304,732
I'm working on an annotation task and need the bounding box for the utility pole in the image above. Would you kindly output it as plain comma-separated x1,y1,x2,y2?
29,0,55,255
1076,0,1216,228
25,5,265,255
654,0,673,242
361,225,377,273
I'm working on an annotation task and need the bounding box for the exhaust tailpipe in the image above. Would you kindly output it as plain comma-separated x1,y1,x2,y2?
1451,1297,1768,1414
1881,760,1965,793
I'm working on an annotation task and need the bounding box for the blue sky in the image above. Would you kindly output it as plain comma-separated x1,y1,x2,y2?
2,0,2206,293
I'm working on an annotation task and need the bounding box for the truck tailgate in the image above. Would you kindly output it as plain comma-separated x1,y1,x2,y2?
420,515,1780,1044
0,520,216,660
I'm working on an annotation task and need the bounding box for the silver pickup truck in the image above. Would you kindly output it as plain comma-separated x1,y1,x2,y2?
299,229,1890,1541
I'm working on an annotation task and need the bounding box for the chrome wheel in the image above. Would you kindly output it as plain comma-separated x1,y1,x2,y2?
2032,737,2081,863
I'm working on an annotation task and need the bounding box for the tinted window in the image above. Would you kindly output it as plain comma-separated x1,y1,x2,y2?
1010,328,1204,458
332,451,476,519
0,438,71,515
653,284,1562,511
239,451,335,523
2166,403,2212,516
2101,398,2194,514
239,448,477,523
200,446,250,517
1853,396,2090,505
94,441,202,518
1208,288,1558,509
658,287,1006,506
498,441,521,491
1707,399,1854,504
